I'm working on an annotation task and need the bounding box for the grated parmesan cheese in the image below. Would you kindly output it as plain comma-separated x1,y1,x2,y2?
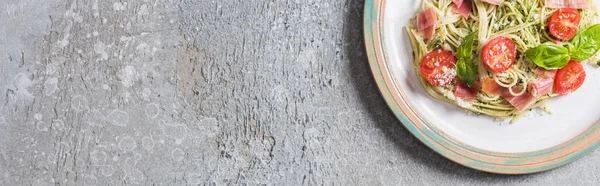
480,38,488,44
439,86,457,101
434,66,456,85
494,118,511,125
442,43,453,52
523,108,546,120
456,98,473,108
500,43,507,51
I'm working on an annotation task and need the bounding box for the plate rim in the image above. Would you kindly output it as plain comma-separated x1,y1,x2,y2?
364,0,600,174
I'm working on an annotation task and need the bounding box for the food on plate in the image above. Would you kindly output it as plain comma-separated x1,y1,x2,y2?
406,0,599,121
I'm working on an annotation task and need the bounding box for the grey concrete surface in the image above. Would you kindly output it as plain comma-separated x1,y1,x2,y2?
0,0,598,185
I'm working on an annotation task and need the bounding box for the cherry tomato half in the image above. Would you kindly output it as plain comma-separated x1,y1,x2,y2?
549,8,581,40
482,36,517,73
420,49,457,86
554,60,586,96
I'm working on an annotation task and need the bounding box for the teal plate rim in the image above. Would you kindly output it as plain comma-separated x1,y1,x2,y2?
363,0,600,174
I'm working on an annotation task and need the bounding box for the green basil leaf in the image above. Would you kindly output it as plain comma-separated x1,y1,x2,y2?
525,42,571,69
456,58,477,87
457,32,475,58
455,32,477,87
567,24,600,61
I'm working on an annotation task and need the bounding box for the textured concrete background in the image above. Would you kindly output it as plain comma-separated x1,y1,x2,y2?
1,0,599,185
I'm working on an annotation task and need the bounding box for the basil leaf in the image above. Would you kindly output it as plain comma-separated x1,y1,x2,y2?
455,32,477,87
456,58,477,87
567,24,600,61
457,32,475,58
525,42,571,69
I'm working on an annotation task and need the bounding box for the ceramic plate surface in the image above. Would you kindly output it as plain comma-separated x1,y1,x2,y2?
365,0,600,174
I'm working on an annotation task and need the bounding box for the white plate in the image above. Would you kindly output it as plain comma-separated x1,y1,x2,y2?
384,0,600,153
365,0,600,174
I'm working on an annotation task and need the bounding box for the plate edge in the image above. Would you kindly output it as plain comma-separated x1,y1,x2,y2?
363,0,600,174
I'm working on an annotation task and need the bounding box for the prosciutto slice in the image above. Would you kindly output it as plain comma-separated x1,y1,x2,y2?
530,68,557,97
481,0,505,5
423,26,436,40
417,8,437,39
481,78,540,112
453,0,472,18
454,79,479,100
502,90,537,112
533,67,557,79
545,0,589,9
452,0,464,6
481,78,504,95
529,78,554,97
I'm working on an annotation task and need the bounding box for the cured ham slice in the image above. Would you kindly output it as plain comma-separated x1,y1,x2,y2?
481,77,539,112
417,8,437,39
454,79,479,100
453,0,472,18
529,78,554,97
423,26,436,40
481,0,505,5
452,0,464,7
533,67,557,79
502,90,537,112
530,68,556,97
545,0,589,9
481,78,504,95
417,8,437,32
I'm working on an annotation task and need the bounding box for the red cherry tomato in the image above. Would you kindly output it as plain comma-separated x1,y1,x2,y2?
554,61,586,96
420,49,457,86
549,8,581,40
482,36,517,73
